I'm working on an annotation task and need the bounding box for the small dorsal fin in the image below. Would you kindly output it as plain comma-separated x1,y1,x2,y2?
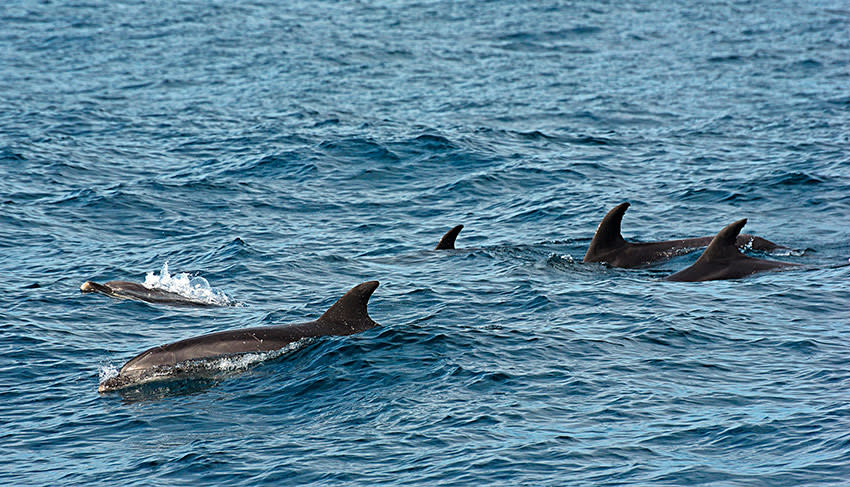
584,203,629,260
435,225,464,250
697,219,747,263
319,281,379,330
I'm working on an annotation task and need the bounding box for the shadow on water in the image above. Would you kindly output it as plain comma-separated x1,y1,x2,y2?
112,377,225,404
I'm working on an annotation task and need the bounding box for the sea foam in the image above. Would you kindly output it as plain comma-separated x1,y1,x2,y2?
143,262,235,306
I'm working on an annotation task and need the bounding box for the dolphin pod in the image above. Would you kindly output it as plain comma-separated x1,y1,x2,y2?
435,202,800,280
93,206,809,393
81,280,218,307
98,281,380,392
583,202,786,268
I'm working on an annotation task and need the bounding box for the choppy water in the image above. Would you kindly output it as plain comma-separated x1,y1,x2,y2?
2,1,849,485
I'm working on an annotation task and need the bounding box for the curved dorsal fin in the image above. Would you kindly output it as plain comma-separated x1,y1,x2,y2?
697,219,747,263
435,225,464,250
584,203,629,260
319,281,379,330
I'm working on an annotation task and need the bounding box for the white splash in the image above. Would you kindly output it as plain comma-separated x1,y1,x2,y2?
206,340,309,372
98,363,120,382
739,237,805,257
143,262,234,306
771,247,807,257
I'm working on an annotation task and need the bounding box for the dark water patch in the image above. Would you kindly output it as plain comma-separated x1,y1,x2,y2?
766,171,824,187
674,187,744,203
720,191,760,203
493,25,602,44
788,58,824,71
514,130,556,141
631,325,729,350
189,237,259,268
310,117,340,128
410,133,457,150
705,52,780,64
826,95,850,107
318,137,400,164
220,153,319,182
725,171,826,205
438,173,502,199
0,147,26,162
44,187,104,206
370,324,447,347
43,185,177,234
708,422,781,449
494,40,561,53
648,466,741,485
566,134,619,146
503,129,620,147
777,338,820,354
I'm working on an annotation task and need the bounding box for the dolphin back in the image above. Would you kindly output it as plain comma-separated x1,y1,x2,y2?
666,219,798,282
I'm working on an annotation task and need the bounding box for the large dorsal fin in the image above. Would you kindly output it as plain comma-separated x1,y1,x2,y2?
696,219,747,263
435,225,464,250
319,281,379,330
584,202,629,260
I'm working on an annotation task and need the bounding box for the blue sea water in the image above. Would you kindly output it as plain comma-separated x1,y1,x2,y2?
2,0,849,485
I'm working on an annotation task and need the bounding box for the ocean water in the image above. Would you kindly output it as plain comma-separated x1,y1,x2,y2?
2,0,849,485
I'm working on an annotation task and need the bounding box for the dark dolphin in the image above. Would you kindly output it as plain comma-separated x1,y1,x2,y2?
666,219,800,281
81,280,217,307
435,225,464,250
583,202,786,268
98,281,380,392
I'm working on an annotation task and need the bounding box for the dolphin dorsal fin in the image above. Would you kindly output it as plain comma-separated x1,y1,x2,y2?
697,219,748,263
585,203,629,259
319,281,379,330
435,225,464,250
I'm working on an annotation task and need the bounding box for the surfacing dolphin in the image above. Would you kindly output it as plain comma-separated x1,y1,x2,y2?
435,225,464,250
665,220,800,281
80,280,218,307
583,202,786,268
98,281,380,392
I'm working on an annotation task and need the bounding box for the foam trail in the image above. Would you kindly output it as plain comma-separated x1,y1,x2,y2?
207,339,310,372
144,262,234,306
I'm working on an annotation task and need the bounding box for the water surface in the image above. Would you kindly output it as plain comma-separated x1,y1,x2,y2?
2,1,849,485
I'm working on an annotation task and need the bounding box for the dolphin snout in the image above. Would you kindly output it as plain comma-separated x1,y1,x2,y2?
98,375,127,393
